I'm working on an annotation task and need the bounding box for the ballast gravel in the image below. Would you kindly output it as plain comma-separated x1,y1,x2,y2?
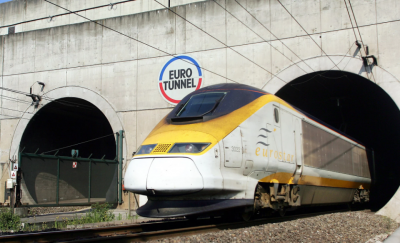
28,206,89,216
148,211,399,243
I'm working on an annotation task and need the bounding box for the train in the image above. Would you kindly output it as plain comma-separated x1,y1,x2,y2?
124,83,371,220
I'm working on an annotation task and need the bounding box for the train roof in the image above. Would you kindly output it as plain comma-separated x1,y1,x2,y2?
167,83,364,146
166,83,269,123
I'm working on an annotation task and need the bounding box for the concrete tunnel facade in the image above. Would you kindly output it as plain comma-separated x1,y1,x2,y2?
0,0,400,221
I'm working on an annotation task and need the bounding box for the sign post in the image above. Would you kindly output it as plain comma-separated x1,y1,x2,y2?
12,163,18,171
10,170,16,179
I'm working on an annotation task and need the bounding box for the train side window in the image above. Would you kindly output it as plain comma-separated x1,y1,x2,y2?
274,108,279,123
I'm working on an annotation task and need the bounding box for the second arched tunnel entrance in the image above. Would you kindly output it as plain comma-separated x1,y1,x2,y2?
275,70,400,211
18,98,118,206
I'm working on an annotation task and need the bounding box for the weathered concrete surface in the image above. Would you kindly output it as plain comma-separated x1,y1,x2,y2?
385,225,400,243
0,0,202,35
378,188,400,223
0,0,399,213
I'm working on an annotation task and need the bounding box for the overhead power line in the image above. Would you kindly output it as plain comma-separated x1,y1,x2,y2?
0,0,139,29
41,133,116,155
153,0,289,84
211,0,310,75
290,42,356,87
1,106,33,114
0,95,32,104
347,0,376,82
231,0,316,73
276,0,341,71
0,113,30,120
44,0,248,85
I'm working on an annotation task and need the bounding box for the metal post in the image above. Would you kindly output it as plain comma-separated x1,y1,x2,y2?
88,160,91,203
118,130,124,204
115,132,119,204
10,187,14,215
128,192,131,217
372,149,376,185
18,151,21,168
56,159,60,205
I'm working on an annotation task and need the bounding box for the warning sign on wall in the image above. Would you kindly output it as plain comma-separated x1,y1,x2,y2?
12,163,18,171
158,55,203,105
10,171,16,179
72,162,77,168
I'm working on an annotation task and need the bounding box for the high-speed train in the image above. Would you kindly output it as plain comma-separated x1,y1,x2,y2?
124,83,371,219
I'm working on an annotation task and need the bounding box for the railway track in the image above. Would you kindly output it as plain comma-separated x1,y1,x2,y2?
0,207,350,243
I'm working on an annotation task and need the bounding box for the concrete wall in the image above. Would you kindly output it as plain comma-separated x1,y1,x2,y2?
0,0,400,212
0,0,203,35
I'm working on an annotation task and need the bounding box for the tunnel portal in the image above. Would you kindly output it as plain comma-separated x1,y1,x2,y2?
275,70,400,211
19,98,118,205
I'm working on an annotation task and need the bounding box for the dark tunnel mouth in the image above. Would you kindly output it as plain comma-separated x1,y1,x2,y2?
19,97,117,205
275,70,400,211
20,97,116,159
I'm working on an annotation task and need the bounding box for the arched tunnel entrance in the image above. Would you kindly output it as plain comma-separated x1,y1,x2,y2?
275,70,400,211
18,98,118,205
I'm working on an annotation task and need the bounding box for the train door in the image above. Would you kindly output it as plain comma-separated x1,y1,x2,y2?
272,105,282,161
293,116,303,183
223,127,243,168
221,127,246,193
280,110,296,173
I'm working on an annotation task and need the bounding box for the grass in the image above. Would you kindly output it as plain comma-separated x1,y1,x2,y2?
0,208,21,232
23,203,116,232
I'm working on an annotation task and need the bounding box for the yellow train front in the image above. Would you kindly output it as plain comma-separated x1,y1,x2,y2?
124,83,371,218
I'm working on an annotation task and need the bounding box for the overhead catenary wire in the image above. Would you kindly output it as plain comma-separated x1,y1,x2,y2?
0,0,140,30
1,106,33,114
276,0,341,71
0,113,30,120
41,133,116,155
152,0,289,84
43,0,250,85
343,0,359,46
347,0,376,82
211,0,311,75
290,42,356,87
231,0,316,73
343,0,372,82
0,85,96,110
0,95,32,104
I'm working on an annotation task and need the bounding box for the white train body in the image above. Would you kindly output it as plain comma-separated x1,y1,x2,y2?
125,83,371,217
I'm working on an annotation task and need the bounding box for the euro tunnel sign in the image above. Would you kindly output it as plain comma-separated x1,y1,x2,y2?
12,163,18,171
158,55,203,105
10,170,16,179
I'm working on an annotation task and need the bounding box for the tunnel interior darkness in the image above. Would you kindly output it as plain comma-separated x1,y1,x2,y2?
275,70,400,211
20,98,116,159
19,98,117,204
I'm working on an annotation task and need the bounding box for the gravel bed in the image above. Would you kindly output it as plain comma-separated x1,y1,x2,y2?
28,206,90,216
148,211,399,243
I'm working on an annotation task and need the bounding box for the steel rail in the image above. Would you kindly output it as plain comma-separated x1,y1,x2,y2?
0,208,350,243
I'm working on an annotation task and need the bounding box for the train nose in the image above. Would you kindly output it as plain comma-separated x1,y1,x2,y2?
124,157,204,195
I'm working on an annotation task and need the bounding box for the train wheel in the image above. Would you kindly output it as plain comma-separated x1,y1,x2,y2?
241,211,253,221
278,208,286,217
241,206,254,221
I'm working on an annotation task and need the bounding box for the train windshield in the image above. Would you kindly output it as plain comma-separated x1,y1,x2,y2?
177,92,226,117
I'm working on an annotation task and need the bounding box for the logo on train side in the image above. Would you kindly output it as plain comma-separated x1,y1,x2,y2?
158,55,203,105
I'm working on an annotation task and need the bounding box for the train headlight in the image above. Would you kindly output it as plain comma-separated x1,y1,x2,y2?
168,143,211,153
136,144,157,155
185,144,194,152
